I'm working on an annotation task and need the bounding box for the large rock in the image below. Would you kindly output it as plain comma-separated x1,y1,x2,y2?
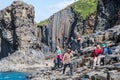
94,0,120,31
40,7,96,52
39,0,120,51
45,7,76,51
0,1,42,59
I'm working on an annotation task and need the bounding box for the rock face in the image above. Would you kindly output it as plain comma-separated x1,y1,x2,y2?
0,1,120,80
94,0,120,31
40,0,120,51
47,7,75,51
0,1,42,59
41,7,96,51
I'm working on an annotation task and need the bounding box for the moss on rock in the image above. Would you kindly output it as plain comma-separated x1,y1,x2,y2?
37,19,49,27
72,0,98,19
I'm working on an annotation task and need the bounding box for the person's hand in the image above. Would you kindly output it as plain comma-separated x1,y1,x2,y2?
71,50,75,54
62,61,65,64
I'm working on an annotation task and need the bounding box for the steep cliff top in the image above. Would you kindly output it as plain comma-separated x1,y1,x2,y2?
37,0,98,26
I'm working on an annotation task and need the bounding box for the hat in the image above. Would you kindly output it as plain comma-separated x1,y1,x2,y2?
101,43,106,47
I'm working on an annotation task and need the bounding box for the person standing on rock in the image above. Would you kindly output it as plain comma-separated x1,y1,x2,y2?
56,46,62,68
62,49,73,76
93,45,102,69
76,37,82,55
69,37,77,51
101,44,113,65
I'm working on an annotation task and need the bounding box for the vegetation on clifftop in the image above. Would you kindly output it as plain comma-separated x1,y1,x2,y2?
72,0,98,19
37,0,98,26
37,19,49,27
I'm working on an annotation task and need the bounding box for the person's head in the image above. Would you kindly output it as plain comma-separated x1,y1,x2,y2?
101,43,106,48
102,44,106,48
77,37,81,41
56,46,60,50
67,48,71,54
97,45,101,49
94,44,97,49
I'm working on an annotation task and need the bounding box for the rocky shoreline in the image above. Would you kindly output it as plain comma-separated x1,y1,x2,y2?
0,0,120,80
0,43,120,80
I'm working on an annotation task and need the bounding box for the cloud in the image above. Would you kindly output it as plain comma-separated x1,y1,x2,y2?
46,0,76,12
37,0,79,22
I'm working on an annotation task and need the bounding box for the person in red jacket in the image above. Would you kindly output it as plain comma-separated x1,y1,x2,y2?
93,45,102,69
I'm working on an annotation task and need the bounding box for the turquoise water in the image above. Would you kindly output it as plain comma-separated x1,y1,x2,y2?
0,72,29,80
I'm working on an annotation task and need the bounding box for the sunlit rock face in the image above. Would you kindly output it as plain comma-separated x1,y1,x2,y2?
0,1,42,59
42,7,96,52
41,0,120,52
46,7,76,51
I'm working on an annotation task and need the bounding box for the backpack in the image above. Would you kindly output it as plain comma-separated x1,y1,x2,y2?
108,48,113,54
102,47,108,55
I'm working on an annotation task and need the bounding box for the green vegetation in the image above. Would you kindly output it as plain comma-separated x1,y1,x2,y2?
37,19,49,27
37,0,98,26
72,0,98,19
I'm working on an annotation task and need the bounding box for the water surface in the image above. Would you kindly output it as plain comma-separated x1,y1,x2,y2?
0,72,28,80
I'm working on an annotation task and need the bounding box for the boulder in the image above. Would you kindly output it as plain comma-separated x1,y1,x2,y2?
0,1,43,59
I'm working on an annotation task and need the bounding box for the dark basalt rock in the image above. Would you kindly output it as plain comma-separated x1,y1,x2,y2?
0,1,43,59
94,0,120,31
40,9,96,52
39,0,120,52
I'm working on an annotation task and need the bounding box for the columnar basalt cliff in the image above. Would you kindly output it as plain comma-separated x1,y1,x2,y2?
0,1,42,59
40,0,120,51
40,8,96,51
47,7,76,51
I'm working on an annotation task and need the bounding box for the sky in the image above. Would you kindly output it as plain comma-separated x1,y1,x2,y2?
0,0,76,23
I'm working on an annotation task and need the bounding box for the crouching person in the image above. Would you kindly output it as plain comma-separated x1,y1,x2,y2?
62,49,73,76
